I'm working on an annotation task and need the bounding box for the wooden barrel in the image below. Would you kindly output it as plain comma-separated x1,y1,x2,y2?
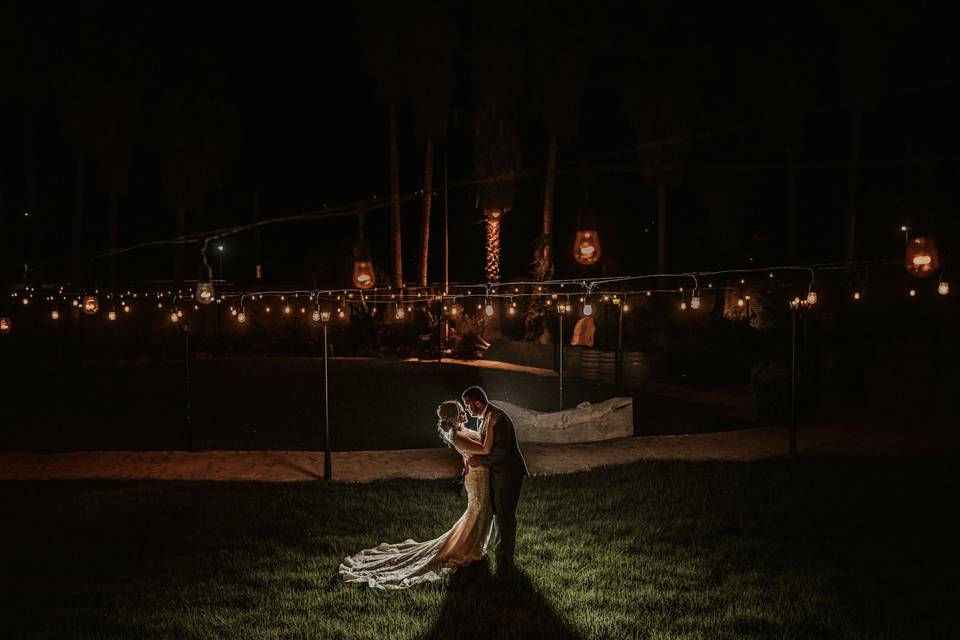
598,351,617,385
580,348,600,381
623,351,652,388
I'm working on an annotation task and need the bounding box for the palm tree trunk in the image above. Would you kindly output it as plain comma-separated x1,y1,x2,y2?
541,131,557,278
846,109,861,262
419,138,433,288
174,206,185,285
388,102,403,288
108,190,119,289
71,154,85,286
657,185,668,273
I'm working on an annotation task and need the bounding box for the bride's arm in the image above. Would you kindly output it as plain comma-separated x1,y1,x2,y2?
452,422,494,455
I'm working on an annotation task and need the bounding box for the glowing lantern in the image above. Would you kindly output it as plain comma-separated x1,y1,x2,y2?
353,241,375,290
237,312,247,324
51,309,60,320
320,310,332,322
312,310,321,322
904,236,940,278
806,291,818,305
690,296,701,310
395,306,406,320
170,311,180,323
484,303,494,317
939,281,950,296
0,317,11,333
582,302,593,316
108,310,117,321
83,296,99,314
853,291,861,301
573,230,601,266
196,282,215,304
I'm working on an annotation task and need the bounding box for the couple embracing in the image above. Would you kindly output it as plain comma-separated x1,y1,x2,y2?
339,386,528,590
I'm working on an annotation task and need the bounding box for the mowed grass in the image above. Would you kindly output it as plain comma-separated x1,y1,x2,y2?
2,457,956,639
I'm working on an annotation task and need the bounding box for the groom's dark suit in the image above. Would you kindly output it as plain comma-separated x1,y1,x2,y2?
477,403,529,563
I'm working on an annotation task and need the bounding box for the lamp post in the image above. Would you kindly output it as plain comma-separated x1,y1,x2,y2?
321,310,332,480
558,309,564,411
788,297,809,455
182,320,193,450
217,244,224,278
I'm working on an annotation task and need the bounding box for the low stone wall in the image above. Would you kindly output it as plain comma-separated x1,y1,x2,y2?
493,397,633,444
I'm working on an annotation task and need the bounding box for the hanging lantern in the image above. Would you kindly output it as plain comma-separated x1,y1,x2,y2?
938,281,950,296
573,230,601,266
196,281,215,304
170,311,180,323
395,306,406,320
904,236,941,278
690,295,701,310
852,291,861,301
806,291,818,305
51,309,60,320
582,302,594,316
484,302,494,317
0,317,11,333
352,243,375,290
312,309,321,322
83,296,99,315
108,310,117,321
237,311,247,324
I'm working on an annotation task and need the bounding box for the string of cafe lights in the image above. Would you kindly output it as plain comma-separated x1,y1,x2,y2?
1,246,950,335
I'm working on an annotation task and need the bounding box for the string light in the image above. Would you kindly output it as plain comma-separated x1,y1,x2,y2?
83,296,99,315
909,289,916,297
170,311,180,323
108,310,117,321
0,317,10,334
51,309,60,320
938,281,950,296
853,291,861,301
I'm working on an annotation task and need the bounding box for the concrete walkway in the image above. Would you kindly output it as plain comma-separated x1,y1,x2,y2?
1,423,955,483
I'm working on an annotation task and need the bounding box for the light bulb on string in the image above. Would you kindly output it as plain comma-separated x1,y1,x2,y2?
582,301,593,316
806,291,817,305
853,291,861,301
905,236,941,278
237,311,246,323
690,294,701,310
51,309,60,320
939,280,950,296
484,300,494,316
170,311,180,323
82,295,99,315
108,309,117,321
0,317,10,334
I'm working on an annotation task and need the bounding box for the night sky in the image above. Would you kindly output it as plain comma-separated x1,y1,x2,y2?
2,2,958,289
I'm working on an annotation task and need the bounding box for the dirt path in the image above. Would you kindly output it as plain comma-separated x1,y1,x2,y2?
1,423,955,483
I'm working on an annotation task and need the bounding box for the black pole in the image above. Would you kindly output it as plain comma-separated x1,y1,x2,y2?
323,323,331,481
183,323,193,450
789,308,797,455
558,311,564,411
616,303,624,391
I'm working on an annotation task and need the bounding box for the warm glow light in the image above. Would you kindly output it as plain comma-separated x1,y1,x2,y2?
353,260,375,289
573,230,601,266
853,291,861,300
108,310,117,321
485,211,502,282
582,302,593,316
905,236,941,278
806,291,817,305
21,298,29,305
196,282,215,304
51,310,60,320
909,289,916,297
623,303,630,312
395,306,406,320
485,303,494,316
72,299,79,307
312,310,321,322
237,312,247,323
283,305,292,315
170,312,180,323
83,296,99,315
737,298,745,307
690,296,701,310
321,310,332,322
680,301,687,310
176,309,183,318
939,281,950,296
0,317,10,333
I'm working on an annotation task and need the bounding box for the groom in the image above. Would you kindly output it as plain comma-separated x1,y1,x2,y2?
462,386,529,570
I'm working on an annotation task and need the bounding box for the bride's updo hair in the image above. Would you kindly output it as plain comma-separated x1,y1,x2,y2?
436,400,463,447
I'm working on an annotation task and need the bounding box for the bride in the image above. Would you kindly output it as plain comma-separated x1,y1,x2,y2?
338,400,495,589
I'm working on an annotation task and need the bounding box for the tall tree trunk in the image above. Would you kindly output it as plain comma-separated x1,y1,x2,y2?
108,190,119,289
484,210,501,283
657,185,668,273
785,150,797,261
419,138,433,288
846,109,861,262
71,154,85,286
388,102,403,288
174,206,185,285
540,131,558,279
253,186,262,280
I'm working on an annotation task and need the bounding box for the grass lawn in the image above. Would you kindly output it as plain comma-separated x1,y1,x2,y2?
3,357,748,453
2,456,956,639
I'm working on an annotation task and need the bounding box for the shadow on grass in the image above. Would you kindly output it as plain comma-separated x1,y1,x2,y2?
423,561,581,640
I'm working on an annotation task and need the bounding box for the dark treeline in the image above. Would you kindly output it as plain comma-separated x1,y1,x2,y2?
1,1,958,289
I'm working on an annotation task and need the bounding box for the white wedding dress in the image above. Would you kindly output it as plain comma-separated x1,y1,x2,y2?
339,440,494,590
